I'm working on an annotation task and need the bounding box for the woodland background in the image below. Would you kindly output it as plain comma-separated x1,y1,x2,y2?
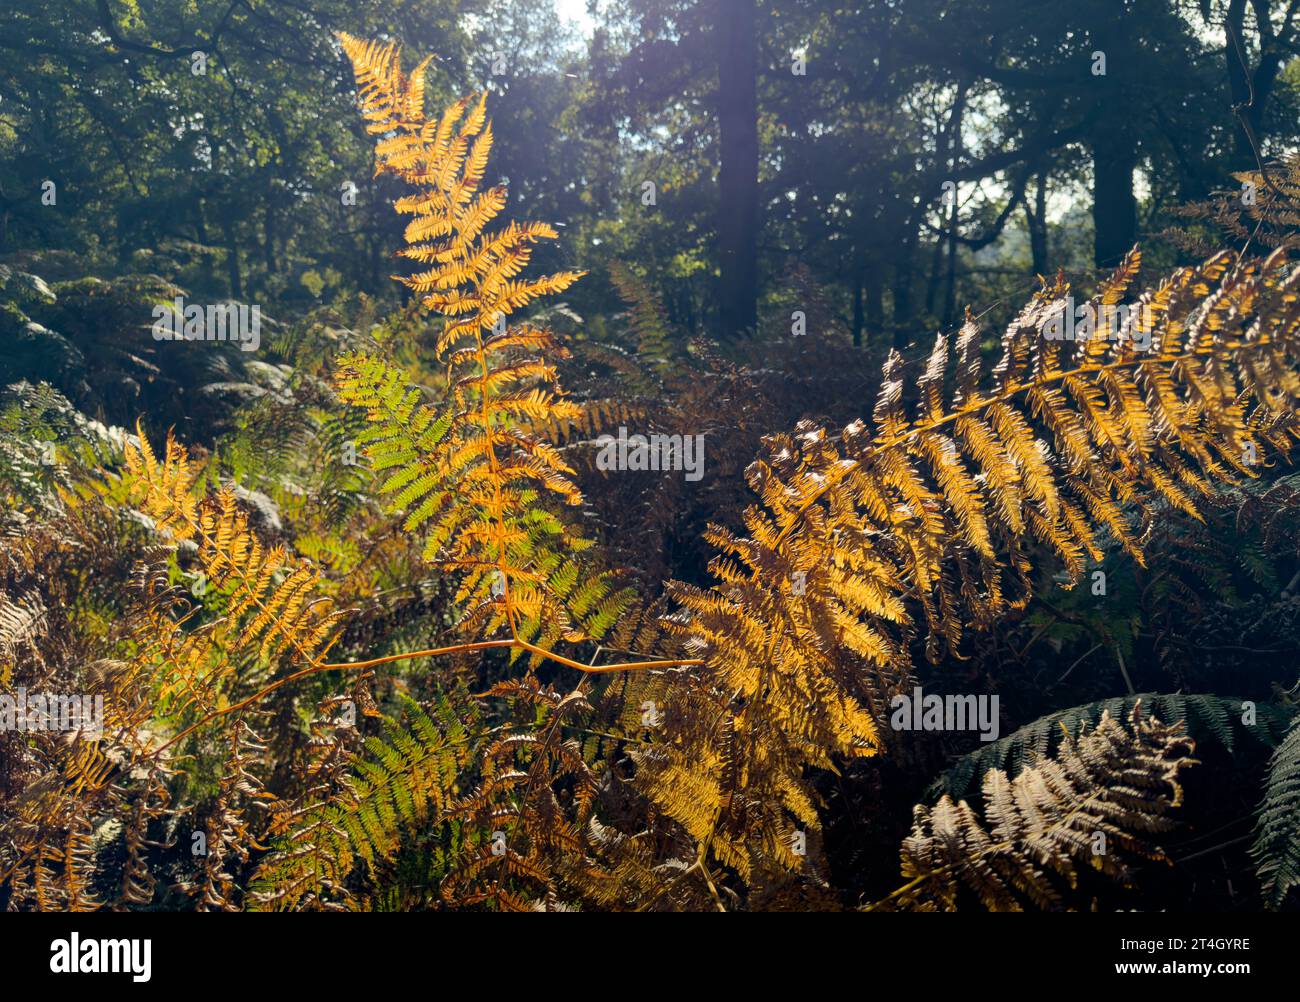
3,0,1300,912
11,0,1300,357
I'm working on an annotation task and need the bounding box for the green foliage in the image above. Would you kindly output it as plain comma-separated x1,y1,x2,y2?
1252,719,1300,909
333,350,453,535
250,695,478,911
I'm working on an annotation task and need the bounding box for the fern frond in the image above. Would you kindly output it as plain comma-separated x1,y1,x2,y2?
339,37,688,675
698,245,1300,735
124,424,344,668
649,246,1300,886
871,706,1196,911
250,695,474,911
929,692,1292,801
608,260,680,373
1252,716,1300,908
0,590,45,683
1169,153,1300,254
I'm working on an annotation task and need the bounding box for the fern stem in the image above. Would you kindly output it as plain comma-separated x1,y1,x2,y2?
147,640,702,761
513,638,703,674
320,640,517,671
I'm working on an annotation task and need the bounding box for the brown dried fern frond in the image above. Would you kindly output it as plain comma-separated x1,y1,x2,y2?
1168,153,1300,255
869,705,1195,911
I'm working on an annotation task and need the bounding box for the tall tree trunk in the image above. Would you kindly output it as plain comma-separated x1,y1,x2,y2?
1026,170,1049,276
716,0,759,339
1087,14,1138,271
942,201,959,329
1090,124,1137,270
194,196,218,292
924,229,944,317
212,141,242,298
892,210,920,349
368,208,381,291
264,200,277,282
942,91,966,330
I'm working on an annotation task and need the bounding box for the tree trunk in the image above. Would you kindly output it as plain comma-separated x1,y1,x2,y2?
892,211,919,349
264,200,277,281
1026,170,1048,276
716,0,759,340
1088,14,1138,271
1090,124,1137,270
194,196,218,292
941,94,965,330
924,229,944,317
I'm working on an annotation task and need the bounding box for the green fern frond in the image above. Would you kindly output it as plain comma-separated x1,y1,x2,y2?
608,260,680,374
250,695,475,911
332,350,453,531
1252,717,1300,908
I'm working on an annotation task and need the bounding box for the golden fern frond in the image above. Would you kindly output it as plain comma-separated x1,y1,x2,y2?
1170,153,1300,254
869,705,1196,911
335,33,435,152
131,589,229,723
339,37,696,678
339,38,582,632
628,651,846,887
644,245,1300,888
525,397,650,446
712,245,1300,683
339,35,580,330
124,423,344,669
